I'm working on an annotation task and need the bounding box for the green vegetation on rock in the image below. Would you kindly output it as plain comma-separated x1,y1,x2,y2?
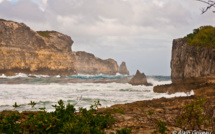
176,98,215,132
185,26,215,48
37,31,52,38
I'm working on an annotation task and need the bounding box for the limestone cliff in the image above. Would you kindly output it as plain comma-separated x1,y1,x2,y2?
171,38,215,82
0,19,76,76
154,37,215,94
72,51,121,75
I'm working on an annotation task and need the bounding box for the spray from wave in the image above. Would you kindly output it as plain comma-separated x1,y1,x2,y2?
0,74,193,112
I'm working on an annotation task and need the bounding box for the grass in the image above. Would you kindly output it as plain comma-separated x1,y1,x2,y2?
185,25,215,48
37,31,52,38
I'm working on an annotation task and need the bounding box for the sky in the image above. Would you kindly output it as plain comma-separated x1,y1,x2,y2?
0,0,215,75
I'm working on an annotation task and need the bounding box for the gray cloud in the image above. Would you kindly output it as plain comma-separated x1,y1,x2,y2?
0,0,214,75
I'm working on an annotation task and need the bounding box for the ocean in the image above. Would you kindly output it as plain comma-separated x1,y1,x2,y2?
0,74,193,112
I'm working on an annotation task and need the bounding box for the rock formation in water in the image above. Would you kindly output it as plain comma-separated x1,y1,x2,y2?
129,70,152,86
171,38,215,82
72,51,123,75
118,62,129,75
0,19,76,76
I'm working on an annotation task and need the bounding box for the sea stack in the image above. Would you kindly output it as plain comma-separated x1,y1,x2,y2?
118,62,129,75
129,70,152,86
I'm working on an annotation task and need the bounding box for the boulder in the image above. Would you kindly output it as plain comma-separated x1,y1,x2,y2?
129,70,152,86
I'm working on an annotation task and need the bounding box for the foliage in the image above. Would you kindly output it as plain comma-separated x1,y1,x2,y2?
0,100,117,133
176,98,215,131
153,120,167,134
28,101,36,108
37,31,52,38
13,102,20,109
185,26,215,48
116,128,132,134
148,110,154,116
147,110,167,134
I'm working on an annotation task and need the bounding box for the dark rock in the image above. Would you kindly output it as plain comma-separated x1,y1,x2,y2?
171,38,215,82
129,70,152,86
154,37,215,94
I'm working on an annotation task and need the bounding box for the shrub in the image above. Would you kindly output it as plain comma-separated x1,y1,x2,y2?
37,31,52,38
176,98,215,131
116,128,132,134
185,26,215,48
0,100,118,133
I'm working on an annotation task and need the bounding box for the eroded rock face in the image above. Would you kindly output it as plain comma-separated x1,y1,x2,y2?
0,19,76,76
118,62,129,75
72,51,119,75
171,38,215,82
129,70,152,86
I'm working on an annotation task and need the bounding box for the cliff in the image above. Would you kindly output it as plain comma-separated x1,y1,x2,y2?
171,38,215,82
0,19,130,76
154,28,215,94
0,19,76,76
72,51,129,75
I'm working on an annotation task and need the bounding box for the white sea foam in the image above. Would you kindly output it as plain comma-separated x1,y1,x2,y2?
0,73,60,79
0,76,193,112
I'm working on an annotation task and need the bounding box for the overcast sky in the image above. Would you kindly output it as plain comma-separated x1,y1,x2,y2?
0,0,215,75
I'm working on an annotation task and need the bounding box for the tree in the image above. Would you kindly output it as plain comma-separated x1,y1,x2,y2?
197,0,215,14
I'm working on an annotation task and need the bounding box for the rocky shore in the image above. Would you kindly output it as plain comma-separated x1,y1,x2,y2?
104,89,215,133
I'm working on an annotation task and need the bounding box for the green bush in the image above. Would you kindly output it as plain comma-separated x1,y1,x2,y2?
176,98,215,131
0,100,117,133
116,128,132,134
185,26,215,48
37,31,52,38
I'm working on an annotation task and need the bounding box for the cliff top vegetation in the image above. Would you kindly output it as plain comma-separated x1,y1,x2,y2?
185,25,215,48
37,31,57,38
